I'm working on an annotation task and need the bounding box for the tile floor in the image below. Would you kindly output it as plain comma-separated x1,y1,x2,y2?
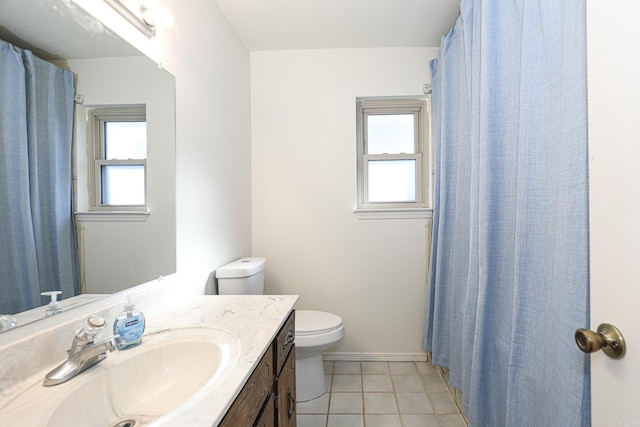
296,360,467,427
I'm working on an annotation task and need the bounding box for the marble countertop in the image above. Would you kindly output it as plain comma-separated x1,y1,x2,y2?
151,294,298,426
0,294,298,426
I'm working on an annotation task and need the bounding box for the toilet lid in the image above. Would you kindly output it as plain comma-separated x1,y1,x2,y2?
296,310,343,336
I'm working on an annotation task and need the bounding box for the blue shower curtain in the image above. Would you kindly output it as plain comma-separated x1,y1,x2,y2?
423,1,590,426
0,39,79,315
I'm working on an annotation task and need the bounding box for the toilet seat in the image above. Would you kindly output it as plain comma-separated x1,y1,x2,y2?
295,310,343,336
294,309,345,356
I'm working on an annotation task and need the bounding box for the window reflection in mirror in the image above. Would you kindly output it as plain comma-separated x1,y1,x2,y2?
0,0,176,330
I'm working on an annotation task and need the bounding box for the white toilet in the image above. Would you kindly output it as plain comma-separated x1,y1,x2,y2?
216,257,345,402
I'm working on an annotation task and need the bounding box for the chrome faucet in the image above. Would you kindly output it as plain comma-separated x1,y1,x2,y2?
43,315,122,387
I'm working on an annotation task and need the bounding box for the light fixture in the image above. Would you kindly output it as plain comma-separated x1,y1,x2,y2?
103,0,156,38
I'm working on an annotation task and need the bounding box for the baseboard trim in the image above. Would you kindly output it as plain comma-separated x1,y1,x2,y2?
321,352,428,362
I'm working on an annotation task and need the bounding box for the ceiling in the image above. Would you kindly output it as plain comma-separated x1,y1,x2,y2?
215,0,460,51
0,1,460,59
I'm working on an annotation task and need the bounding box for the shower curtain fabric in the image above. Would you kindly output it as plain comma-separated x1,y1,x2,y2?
423,1,590,426
0,39,79,315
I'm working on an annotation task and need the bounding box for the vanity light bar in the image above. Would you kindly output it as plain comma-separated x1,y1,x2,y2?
103,0,156,38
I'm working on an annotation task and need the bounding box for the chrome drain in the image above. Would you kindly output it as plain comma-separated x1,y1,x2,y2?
112,420,136,427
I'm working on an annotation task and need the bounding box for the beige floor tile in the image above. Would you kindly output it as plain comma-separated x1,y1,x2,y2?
415,361,438,374
364,414,402,427
361,361,389,374
388,361,418,375
421,373,448,392
327,414,364,427
402,414,441,427
363,393,398,414
329,392,363,414
298,392,330,414
391,374,426,392
297,414,327,427
333,361,361,374
324,360,335,374
429,391,459,414
362,374,393,392
439,413,468,427
331,374,362,392
396,392,434,414
318,358,464,425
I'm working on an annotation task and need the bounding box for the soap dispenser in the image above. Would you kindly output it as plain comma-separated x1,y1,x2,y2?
41,291,62,317
113,293,145,350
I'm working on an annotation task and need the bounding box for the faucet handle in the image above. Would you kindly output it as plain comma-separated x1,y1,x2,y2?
75,315,106,341
87,314,106,329
0,315,17,332
69,315,108,356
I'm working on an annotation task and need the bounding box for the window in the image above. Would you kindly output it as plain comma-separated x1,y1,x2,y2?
356,97,430,216
88,106,147,211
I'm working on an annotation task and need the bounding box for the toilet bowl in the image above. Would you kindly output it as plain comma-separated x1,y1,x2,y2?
295,309,345,401
216,257,345,402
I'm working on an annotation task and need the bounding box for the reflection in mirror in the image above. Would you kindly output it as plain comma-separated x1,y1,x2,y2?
0,0,176,330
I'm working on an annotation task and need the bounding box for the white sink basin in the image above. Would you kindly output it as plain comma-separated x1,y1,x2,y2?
1,327,240,427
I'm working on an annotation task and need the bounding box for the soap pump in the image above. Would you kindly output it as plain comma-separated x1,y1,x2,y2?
113,292,145,350
41,291,62,317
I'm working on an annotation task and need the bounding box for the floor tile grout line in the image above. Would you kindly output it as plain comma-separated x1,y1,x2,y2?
360,362,365,423
360,362,365,426
326,367,333,427
391,361,405,427
419,367,451,426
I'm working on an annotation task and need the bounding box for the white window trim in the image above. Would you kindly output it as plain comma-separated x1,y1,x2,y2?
353,208,433,220
87,105,148,213
75,211,150,222
355,96,431,219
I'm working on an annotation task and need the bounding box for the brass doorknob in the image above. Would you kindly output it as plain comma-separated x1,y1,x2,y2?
575,323,625,359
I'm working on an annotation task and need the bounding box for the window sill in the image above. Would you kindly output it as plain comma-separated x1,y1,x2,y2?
353,208,433,220
75,211,150,222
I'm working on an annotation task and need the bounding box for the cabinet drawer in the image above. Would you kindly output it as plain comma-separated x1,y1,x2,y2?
275,311,295,374
220,345,274,427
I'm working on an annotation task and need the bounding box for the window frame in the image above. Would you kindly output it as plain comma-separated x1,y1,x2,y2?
87,106,147,212
356,96,431,217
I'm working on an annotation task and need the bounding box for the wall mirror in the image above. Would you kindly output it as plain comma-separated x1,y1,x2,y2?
0,0,177,330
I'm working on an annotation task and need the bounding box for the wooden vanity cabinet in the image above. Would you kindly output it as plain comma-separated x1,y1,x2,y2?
276,346,296,427
220,310,297,427
219,345,275,427
275,311,295,372
275,311,296,427
254,393,276,427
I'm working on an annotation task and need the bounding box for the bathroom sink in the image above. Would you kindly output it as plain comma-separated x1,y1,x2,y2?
0,327,240,427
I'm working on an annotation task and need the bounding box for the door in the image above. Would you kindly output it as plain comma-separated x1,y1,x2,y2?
587,1,640,425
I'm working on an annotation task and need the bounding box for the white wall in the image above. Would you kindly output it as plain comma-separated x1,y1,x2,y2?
74,0,251,293
67,56,176,294
76,3,438,355
251,48,438,356
161,0,253,293
78,0,255,294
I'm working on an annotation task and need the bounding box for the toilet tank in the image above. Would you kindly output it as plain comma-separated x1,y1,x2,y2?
215,257,266,295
